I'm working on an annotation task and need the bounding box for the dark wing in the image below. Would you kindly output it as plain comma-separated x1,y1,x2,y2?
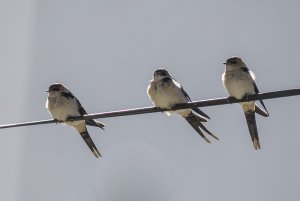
240,67,269,117
61,92,105,129
255,104,269,117
61,92,87,115
180,86,192,102
179,85,210,120
253,81,269,117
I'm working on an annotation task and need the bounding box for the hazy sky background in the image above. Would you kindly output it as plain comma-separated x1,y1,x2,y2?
1,0,300,201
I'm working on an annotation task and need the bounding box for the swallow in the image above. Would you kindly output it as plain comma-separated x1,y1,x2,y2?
46,83,105,157
222,57,269,150
147,68,219,143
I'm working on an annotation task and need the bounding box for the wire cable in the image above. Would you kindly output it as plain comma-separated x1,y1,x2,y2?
0,88,299,130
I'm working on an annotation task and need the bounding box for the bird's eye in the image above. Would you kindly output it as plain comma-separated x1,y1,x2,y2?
230,60,237,64
160,72,166,76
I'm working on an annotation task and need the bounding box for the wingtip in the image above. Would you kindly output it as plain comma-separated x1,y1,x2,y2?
96,121,106,129
212,135,220,141
255,103,269,117
194,114,208,122
86,120,106,130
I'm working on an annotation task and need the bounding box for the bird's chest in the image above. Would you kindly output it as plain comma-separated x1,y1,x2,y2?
224,72,254,100
153,82,186,108
47,97,80,121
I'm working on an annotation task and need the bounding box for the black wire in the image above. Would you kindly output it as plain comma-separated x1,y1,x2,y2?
0,88,299,129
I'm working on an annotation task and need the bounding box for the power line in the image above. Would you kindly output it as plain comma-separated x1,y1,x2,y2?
0,88,299,130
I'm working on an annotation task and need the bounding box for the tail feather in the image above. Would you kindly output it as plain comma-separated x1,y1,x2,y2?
245,112,261,150
80,132,102,157
185,113,218,143
197,122,219,140
86,119,105,130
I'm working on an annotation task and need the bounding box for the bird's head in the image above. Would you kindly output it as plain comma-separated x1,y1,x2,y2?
47,83,70,97
153,68,171,81
223,57,246,71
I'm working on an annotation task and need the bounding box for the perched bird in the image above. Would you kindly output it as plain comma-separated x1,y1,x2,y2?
222,57,269,150
46,83,105,158
147,68,219,143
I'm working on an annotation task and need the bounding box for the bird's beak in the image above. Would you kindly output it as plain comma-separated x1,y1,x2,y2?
46,90,49,92
223,62,227,65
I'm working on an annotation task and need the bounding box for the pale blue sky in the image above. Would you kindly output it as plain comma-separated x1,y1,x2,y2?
1,0,300,201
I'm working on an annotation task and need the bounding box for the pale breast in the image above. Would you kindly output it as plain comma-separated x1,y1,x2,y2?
157,81,187,107
148,79,192,116
223,71,255,100
47,96,81,121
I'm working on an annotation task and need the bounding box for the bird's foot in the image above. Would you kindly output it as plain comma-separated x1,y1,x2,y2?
244,94,250,102
54,119,63,124
226,96,235,103
66,115,81,122
156,106,165,113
